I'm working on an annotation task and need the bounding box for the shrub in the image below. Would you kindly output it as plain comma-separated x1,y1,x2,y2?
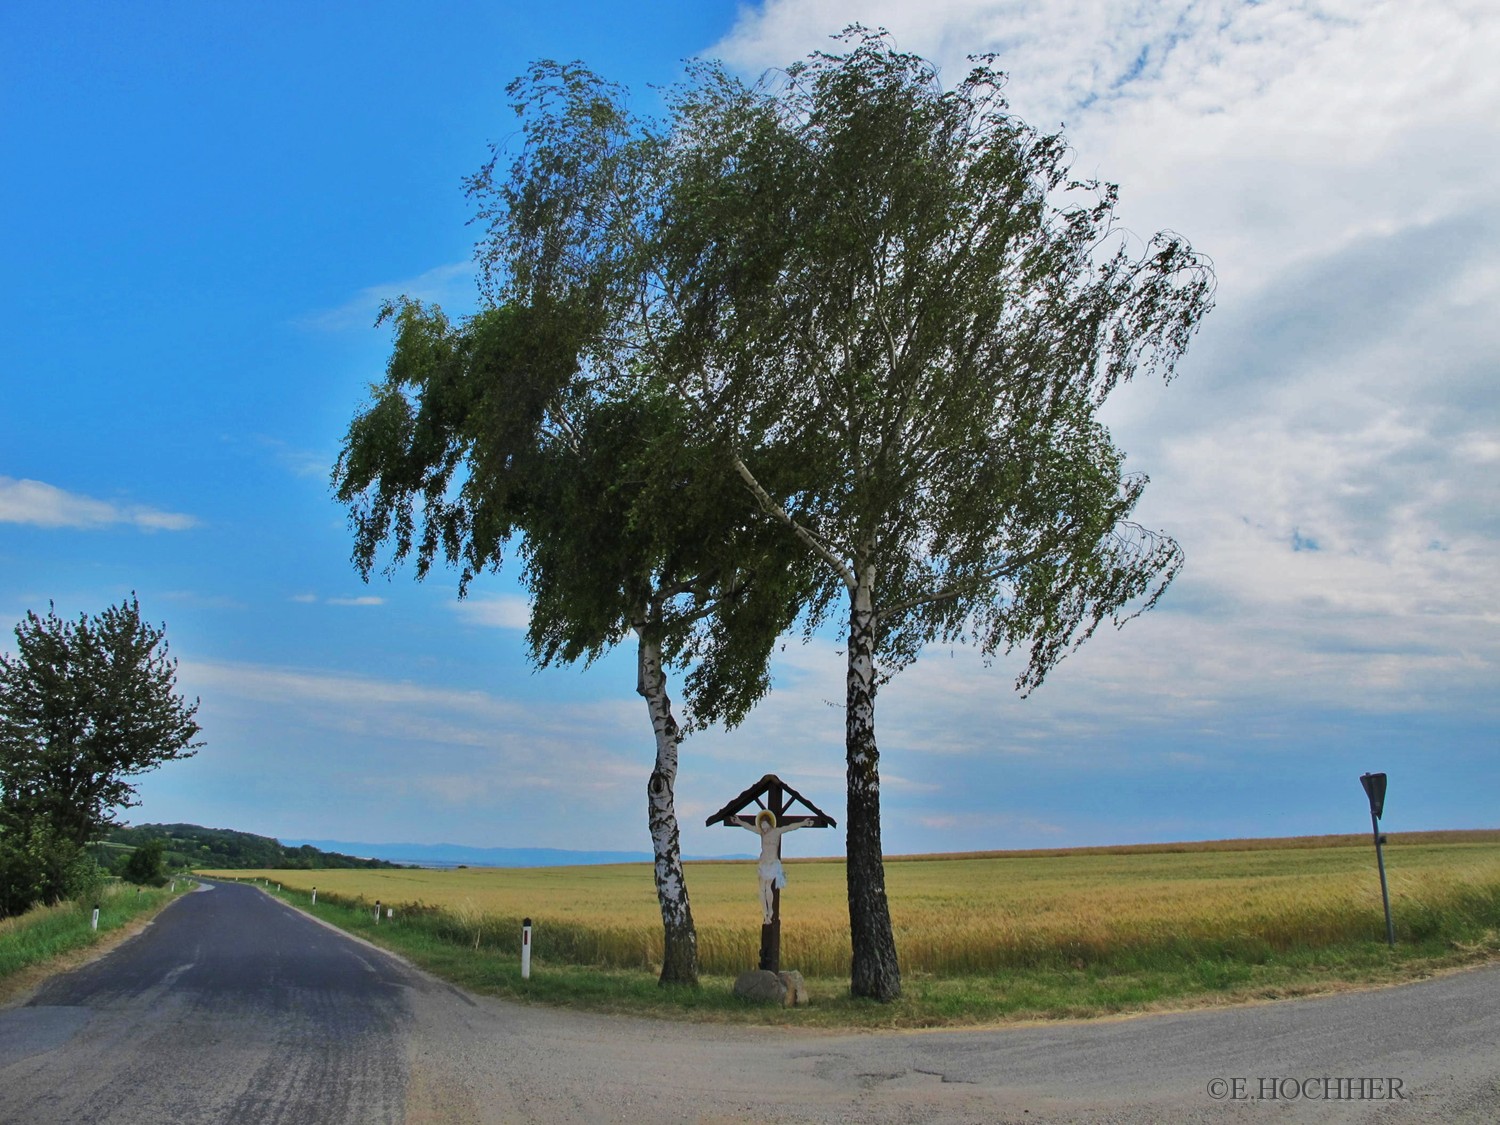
120,839,167,887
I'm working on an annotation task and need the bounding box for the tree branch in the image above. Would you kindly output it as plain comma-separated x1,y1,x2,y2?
878,545,1052,619
731,453,856,591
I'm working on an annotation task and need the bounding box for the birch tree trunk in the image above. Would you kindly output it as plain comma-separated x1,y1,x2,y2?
845,574,902,1001
636,623,700,986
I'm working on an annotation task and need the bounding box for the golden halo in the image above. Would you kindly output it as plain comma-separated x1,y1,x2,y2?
755,810,777,830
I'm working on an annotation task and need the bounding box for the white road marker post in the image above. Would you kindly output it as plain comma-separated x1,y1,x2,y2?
91,905,100,932
374,899,381,925
521,917,532,980
311,887,317,905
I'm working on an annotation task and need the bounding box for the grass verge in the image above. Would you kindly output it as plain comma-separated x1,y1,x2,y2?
0,880,195,1006
241,877,1500,1030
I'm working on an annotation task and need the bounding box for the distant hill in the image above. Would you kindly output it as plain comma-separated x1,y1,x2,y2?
102,824,406,871
280,839,659,868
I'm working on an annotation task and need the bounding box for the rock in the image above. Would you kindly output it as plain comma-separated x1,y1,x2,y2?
777,970,808,1006
732,970,787,1004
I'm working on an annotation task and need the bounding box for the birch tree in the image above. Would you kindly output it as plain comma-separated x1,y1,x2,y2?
650,33,1214,1000
467,34,1213,1001
333,298,809,985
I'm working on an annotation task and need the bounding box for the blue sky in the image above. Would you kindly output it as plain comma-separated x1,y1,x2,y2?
4,0,1496,859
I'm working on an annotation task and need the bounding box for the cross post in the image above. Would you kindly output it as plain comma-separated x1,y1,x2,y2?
706,773,835,974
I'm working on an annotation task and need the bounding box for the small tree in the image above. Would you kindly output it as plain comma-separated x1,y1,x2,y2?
120,837,167,886
0,596,200,913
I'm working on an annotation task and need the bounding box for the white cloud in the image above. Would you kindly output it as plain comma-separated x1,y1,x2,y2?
301,261,478,332
254,435,330,480
179,658,641,778
0,476,196,531
289,594,387,606
716,2,1500,292
705,0,1500,755
153,656,653,849
453,595,532,630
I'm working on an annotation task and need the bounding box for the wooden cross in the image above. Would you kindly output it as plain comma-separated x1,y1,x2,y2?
706,773,835,973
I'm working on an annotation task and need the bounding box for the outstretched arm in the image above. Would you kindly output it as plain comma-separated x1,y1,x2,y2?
730,815,758,832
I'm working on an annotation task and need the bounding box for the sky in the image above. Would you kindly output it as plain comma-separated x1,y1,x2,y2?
3,0,1495,860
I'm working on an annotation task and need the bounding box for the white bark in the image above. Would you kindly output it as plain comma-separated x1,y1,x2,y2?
845,565,901,1000
636,621,698,983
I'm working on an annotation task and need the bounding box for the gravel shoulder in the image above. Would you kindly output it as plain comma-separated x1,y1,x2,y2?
397,956,1500,1123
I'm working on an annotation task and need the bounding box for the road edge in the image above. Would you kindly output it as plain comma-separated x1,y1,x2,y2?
0,888,198,1010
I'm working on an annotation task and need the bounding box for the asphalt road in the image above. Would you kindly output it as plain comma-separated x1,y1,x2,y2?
1,881,1496,1123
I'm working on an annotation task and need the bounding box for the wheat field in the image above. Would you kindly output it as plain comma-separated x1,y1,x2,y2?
203,835,1500,977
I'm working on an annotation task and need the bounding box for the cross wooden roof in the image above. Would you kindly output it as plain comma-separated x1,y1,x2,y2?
705,773,836,828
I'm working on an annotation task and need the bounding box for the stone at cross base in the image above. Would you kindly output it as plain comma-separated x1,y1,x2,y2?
732,969,810,1006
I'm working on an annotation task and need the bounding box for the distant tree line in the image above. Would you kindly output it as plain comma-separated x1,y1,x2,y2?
102,823,405,872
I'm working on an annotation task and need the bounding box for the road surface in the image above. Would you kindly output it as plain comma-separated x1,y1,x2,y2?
0,881,1495,1122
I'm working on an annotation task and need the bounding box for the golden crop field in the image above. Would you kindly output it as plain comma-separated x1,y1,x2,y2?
204,834,1500,978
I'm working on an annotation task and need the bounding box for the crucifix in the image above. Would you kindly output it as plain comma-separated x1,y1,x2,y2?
706,773,835,973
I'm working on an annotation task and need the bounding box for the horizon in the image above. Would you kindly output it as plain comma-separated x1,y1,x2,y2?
6,1,1497,858
175,822,1500,870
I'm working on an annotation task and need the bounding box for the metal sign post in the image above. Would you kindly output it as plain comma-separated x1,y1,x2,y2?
1360,772,1395,947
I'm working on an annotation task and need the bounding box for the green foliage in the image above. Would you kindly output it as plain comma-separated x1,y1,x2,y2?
61,852,109,906
334,299,813,730
335,299,582,595
333,288,819,987
0,820,78,918
470,30,1216,1001
519,390,814,729
120,838,166,886
647,30,1215,684
474,30,1214,682
0,596,200,916
102,823,404,871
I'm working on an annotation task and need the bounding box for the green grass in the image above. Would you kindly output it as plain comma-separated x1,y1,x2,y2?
0,880,194,995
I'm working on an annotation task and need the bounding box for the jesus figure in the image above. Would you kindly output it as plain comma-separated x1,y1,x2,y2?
735,810,805,925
